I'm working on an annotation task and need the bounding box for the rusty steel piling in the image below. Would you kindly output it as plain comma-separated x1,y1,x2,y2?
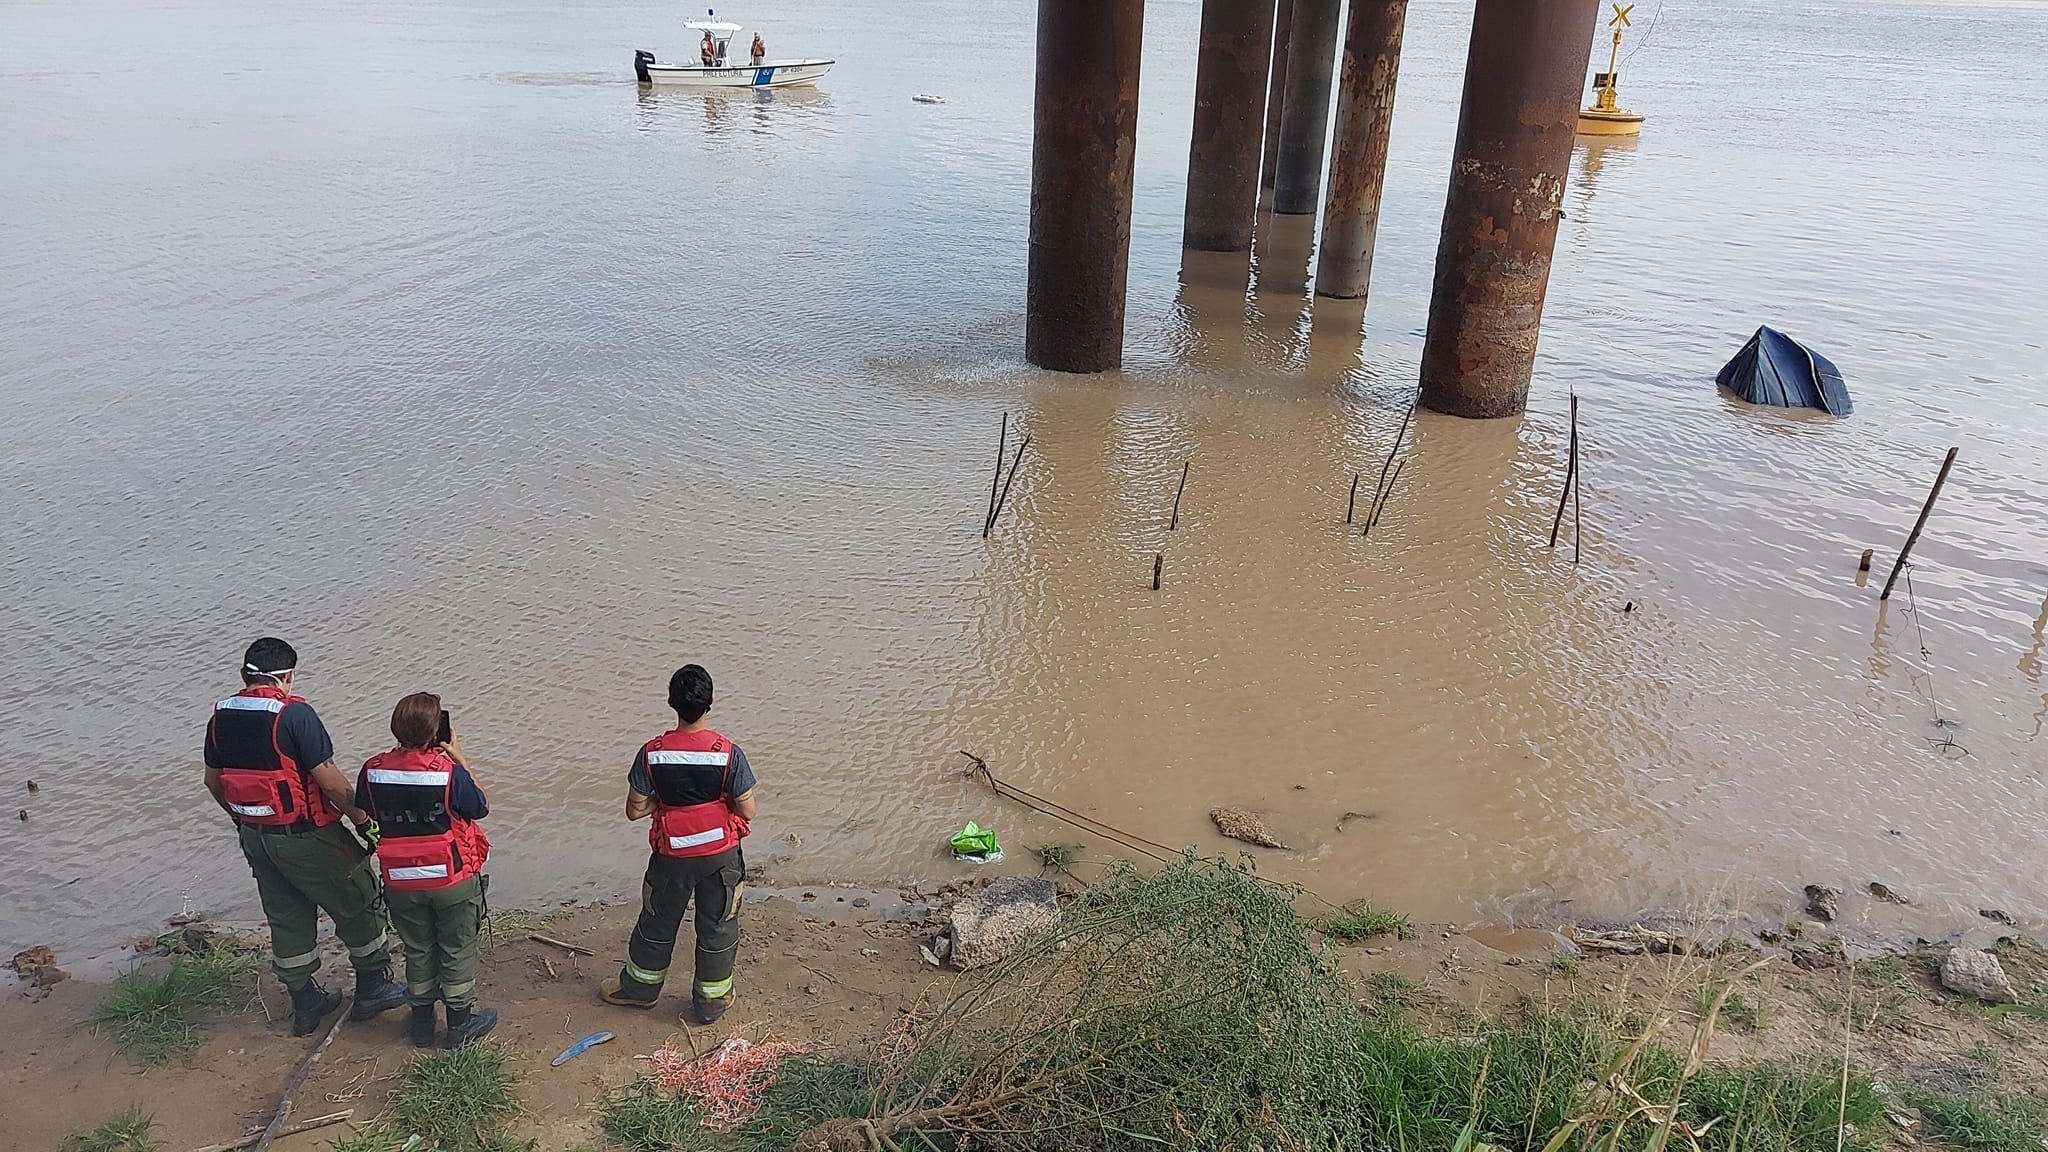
1184,0,1276,251
1272,0,1342,216
1316,0,1408,299
1418,0,1600,417
1259,0,1293,191
1026,0,1145,373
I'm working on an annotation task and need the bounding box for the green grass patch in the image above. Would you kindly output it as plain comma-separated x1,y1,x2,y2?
392,1041,526,1152
1699,982,1770,1032
90,948,259,1064
600,1082,720,1152
59,1109,159,1152
1546,952,1580,978
1323,903,1408,942
485,905,571,946
1854,954,1903,985
601,1057,874,1152
1910,1092,2048,1151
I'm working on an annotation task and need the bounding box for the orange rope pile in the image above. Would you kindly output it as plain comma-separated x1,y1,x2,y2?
650,1034,810,1132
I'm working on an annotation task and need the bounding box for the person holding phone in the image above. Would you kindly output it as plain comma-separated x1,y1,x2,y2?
599,664,756,1024
355,692,497,1047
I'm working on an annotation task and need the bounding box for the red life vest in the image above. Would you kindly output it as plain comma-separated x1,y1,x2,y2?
209,686,339,829
361,747,489,891
643,728,749,858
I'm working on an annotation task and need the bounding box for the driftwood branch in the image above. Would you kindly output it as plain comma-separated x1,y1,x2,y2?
529,933,594,956
251,1009,347,1152
185,1111,352,1152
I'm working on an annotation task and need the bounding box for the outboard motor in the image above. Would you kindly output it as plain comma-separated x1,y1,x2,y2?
634,50,655,83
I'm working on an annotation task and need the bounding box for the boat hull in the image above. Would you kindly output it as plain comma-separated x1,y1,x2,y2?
634,52,833,88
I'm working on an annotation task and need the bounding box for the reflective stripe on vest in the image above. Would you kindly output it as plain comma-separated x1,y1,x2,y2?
667,826,728,851
646,749,730,766
389,864,451,881
215,695,286,713
365,768,451,787
228,801,277,817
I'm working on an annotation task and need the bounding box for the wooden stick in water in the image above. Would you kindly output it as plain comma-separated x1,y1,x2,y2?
988,434,1032,536
1170,460,1190,531
1152,553,1162,591
1365,460,1405,536
1858,548,1874,572
1366,406,1415,535
1345,472,1360,524
983,412,1007,538
1880,447,1959,601
1571,396,1583,565
1548,397,1578,549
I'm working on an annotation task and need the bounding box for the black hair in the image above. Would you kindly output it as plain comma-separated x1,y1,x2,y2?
241,637,298,684
668,664,713,723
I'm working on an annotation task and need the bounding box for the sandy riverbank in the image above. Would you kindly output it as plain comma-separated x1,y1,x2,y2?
10,878,2048,1152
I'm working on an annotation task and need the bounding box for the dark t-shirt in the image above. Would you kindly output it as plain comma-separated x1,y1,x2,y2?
354,759,489,821
203,698,335,770
627,740,755,802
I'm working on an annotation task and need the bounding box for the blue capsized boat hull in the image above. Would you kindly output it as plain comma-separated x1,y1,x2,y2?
1715,326,1852,416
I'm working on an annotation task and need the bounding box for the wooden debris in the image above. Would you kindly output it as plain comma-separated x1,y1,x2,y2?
183,1111,352,1152
529,933,594,956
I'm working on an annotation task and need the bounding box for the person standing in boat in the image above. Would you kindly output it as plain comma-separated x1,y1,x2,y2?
700,30,716,66
750,33,765,66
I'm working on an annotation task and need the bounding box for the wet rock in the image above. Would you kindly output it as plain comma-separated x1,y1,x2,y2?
179,924,220,953
1804,885,1841,922
1940,948,2017,1004
10,945,67,988
851,897,870,909
1209,805,1288,849
944,876,1060,970
1868,882,1910,905
1979,909,2016,927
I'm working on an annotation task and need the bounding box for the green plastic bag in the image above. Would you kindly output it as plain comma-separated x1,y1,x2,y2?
950,821,1003,863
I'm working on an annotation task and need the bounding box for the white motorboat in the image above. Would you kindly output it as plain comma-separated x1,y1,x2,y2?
634,12,833,88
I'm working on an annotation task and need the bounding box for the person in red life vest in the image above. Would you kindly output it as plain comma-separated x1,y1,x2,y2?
750,33,765,65
599,663,756,1023
355,692,497,1048
202,637,407,1036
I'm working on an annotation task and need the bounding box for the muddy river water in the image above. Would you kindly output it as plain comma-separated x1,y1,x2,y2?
3,0,2045,955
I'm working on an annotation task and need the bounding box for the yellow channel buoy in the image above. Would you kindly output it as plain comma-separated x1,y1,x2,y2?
1579,3,1645,137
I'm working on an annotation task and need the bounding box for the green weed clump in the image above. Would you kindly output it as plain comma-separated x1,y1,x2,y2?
1323,902,1409,942
601,858,1896,1152
392,1041,527,1152
59,1109,159,1152
90,948,257,1064
1031,842,1081,871
1909,1091,2048,1152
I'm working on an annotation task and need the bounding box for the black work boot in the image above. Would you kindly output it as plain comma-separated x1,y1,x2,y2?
288,982,343,1037
409,1003,438,1048
691,992,731,1025
442,1005,498,1048
598,971,662,1009
348,965,408,1020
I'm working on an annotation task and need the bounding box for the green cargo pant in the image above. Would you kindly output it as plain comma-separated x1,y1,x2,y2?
238,822,391,990
387,874,486,1010
621,847,743,1002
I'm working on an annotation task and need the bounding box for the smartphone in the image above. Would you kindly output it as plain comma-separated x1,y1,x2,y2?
436,709,453,746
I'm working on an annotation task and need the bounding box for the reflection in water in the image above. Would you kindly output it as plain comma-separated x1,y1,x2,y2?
632,83,835,136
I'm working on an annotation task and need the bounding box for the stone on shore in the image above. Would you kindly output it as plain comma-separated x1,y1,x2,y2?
1210,805,1288,849
1939,948,2018,1004
944,876,1060,970
1804,884,1841,922
9,945,66,988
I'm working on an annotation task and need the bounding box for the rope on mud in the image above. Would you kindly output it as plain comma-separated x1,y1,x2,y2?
954,751,1343,911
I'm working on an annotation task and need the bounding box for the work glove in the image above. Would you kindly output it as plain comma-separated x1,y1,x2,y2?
357,819,382,849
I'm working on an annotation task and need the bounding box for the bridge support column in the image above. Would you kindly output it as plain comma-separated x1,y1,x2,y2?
1026,0,1145,373
1258,0,1293,191
1315,0,1408,299
1272,0,1342,216
1183,0,1276,251
1419,0,1598,417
